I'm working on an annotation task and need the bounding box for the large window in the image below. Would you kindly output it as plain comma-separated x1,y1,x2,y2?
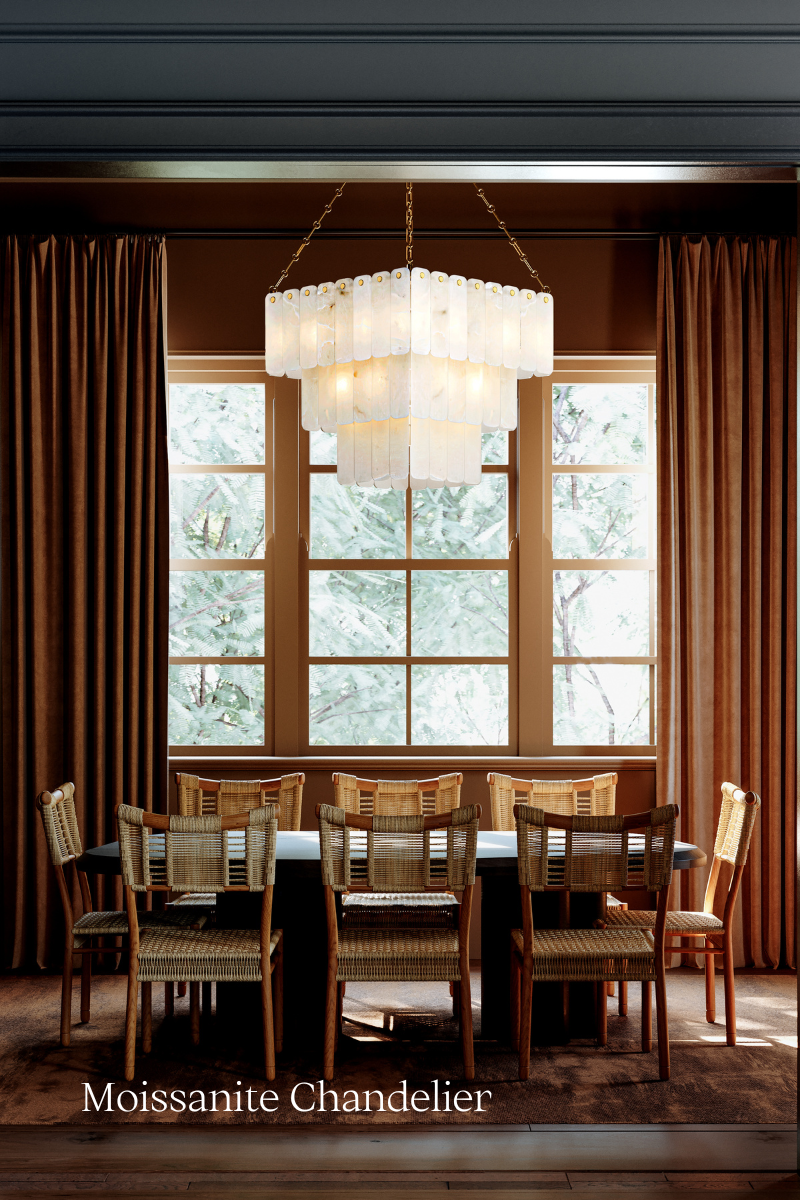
167,356,654,757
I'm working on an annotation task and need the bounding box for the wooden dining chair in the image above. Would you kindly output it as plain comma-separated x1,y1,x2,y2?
511,802,678,1081
36,783,209,1046
605,783,761,1045
316,801,480,1081
116,802,283,1082
333,772,462,816
487,772,617,830
176,772,304,827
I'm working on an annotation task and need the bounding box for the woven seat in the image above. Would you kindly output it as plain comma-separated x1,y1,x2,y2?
168,893,217,909
117,802,283,1082
317,801,480,1081
71,906,209,945
609,783,760,1045
511,803,678,1081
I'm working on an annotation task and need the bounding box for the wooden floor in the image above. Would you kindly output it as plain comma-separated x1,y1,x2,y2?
0,1124,795,1198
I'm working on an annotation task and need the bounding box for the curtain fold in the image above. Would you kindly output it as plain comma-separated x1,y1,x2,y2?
1,234,169,970
657,234,796,968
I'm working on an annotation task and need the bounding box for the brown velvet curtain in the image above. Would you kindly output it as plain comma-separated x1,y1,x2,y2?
1,234,169,970
657,234,796,969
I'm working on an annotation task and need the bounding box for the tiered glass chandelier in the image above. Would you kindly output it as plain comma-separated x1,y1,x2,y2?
265,184,554,489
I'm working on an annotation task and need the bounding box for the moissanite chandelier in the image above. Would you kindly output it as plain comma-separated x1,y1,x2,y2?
265,183,554,489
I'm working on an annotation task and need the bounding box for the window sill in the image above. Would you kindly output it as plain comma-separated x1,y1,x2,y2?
168,753,656,773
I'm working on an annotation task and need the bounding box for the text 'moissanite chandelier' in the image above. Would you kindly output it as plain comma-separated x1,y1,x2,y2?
264,183,554,489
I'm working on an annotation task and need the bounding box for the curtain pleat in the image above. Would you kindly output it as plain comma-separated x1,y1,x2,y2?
657,234,796,968
1,234,169,970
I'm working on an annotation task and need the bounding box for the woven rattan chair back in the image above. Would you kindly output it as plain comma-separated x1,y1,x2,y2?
332,773,462,818
318,803,479,893
489,772,616,831
176,773,304,831
118,804,278,894
37,782,83,865
713,782,761,867
515,803,677,894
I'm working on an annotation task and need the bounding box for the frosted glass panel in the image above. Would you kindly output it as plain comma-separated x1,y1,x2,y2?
310,664,405,745
169,664,264,745
412,475,507,559
552,474,648,559
169,571,264,656
170,475,266,559
310,570,405,655
553,384,648,465
553,664,650,746
553,570,649,656
311,475,405,559
169,384,265,465
412,571,507,656
411,665,508,745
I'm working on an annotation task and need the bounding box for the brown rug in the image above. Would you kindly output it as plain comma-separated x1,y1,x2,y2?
0,969,794,1126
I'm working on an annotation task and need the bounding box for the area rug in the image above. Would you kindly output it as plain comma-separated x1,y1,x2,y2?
0,969,794,1126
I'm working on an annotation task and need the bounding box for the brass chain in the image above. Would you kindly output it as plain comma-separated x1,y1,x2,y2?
473,184,550,293
269,183,347,293
405,181,414,270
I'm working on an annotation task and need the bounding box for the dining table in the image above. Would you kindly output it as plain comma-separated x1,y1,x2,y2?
76,829,706,1051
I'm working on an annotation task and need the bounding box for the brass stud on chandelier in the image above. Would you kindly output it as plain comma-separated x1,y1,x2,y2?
264,183,554,489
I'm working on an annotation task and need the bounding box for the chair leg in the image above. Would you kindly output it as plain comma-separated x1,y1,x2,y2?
335,981,343,1050
80,949,92,1024
459,966,475,1081
164,982,174,1018
723,932,736,1046
201,982,213,1025
619,980,628,1017
60,946,73,1047
178,982,187,998
519,961,533,1081
704,937,716,1023
261,962,276,1082
189,983,201,1046
452,980,461,1018
272,943,284,1055
323,962,338,1081
655,968,670,1080
124,975,138,1082
607,981,615,997
596,982,608,1047
510,952,521,1051
641,980,652,1052
141,982,152,1054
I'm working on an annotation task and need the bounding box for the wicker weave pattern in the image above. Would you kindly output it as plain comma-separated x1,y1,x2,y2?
341,892,458,928
169,893,217,908
490,773,615,831
511,927,657,982
334,773,462,817
37,783,83,865
319,804,479,893
177,773,303,830
135,926,281,983
336,927,460,982
71,907,210,946
715,782,761,866
118,804,278,893
606,908,724,932
516,804,676,893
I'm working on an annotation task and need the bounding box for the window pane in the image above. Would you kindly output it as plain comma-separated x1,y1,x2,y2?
170,570,264,656
170,475,265,559
309,664,405,745
169,384,265,465
552,473,648,560
310,475,405,559
553,384,647,465
482,430,508,464
310,570,406,656
412,571,508,656
169,664,264,745
411,665,508,745
553,570,649,656
310,430,338,464
412,476,507,559
553,664,650,745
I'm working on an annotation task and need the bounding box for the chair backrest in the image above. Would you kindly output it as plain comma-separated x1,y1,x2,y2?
714,783,761,867
317,803,480,893
117,803,278,893
175,773,304,830
36,783,83,865
333,772,462,817
514,803,677,894
488,772,616,830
